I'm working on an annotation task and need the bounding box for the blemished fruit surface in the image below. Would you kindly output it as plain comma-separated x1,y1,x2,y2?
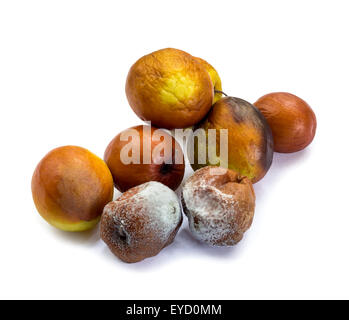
254,92,317,153
101,181,182,263
194,56,222,104
126,48,214,129
182,166,255,246
188,96,274,183
31,146,114,232
104,125,185,192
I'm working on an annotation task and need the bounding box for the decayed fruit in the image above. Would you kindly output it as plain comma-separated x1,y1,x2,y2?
125,48,214,129
254,92,317,153
31,146,114,232
101,181,182,263
104,125,185,192
188,96,274,183
181,166,256,246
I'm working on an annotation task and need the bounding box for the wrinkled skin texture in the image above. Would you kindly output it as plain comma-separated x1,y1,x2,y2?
254,92,317,153
188,97,274,183
126,48,214,129
181,166,255,246
101,182,182,263
31,146,114,231
104,125,185,192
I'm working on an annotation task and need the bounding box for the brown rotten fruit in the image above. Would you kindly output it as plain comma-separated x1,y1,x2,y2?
101,181,182,263
254,92,317,153
104,125,185,192
125,48,214,129
188,96,274,183
181,166,256,246
31,146,114,232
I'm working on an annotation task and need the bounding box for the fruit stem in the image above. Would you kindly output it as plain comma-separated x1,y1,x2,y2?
214,90,228,97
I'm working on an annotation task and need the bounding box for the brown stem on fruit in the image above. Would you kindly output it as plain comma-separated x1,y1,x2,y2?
214,90,228,97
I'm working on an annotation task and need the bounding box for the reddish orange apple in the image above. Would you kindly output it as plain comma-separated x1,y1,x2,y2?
32,146,114,232
104,125,185,192
254,92,317,153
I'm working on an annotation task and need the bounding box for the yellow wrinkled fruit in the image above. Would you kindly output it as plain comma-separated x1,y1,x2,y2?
126,48,214,129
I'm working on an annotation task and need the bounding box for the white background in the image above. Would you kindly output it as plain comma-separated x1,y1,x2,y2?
1,0,348,300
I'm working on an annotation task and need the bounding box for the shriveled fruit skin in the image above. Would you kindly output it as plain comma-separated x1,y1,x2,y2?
181,166,255,246
254,92,316,153
125,48,214,129
188,96,274,183
101,181,182,263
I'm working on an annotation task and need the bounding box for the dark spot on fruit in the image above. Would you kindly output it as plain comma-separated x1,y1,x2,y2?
236,176,245,183
114,224,128,244
160,163,173,174
225,97,244,123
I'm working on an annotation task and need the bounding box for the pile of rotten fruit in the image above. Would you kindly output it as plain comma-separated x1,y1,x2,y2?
32,48,317,263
